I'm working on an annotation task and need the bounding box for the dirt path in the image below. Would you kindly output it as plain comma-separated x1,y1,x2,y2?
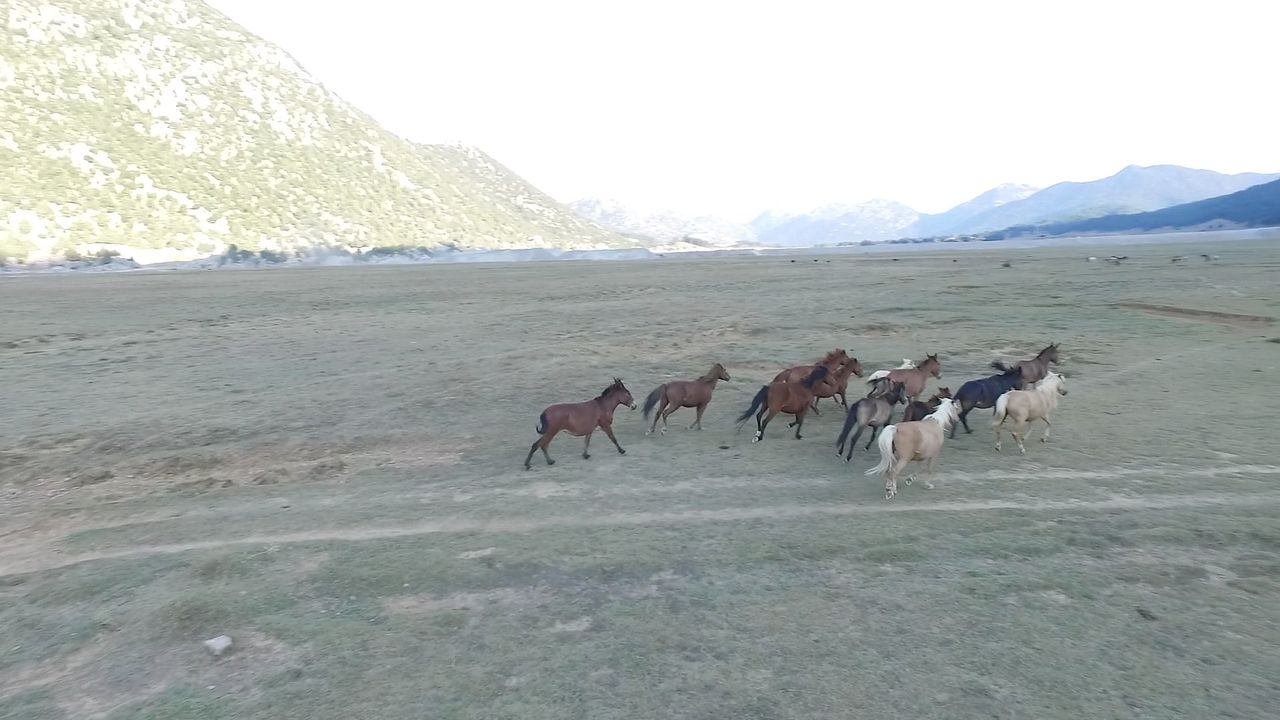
4,473,1278,577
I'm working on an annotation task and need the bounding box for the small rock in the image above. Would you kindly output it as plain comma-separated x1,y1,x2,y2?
1135,607,1158,621
203,635,233,657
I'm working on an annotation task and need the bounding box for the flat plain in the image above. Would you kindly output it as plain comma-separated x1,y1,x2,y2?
2,239,1279,719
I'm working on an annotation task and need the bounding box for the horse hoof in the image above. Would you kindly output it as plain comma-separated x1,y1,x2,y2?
583,454,590,460
618,449,626,455
885,491,896,500
923,482,935,490
523,465,531,471
547,460,556,466
905,476,913,486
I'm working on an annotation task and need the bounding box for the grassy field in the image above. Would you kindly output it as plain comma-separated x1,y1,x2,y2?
2,239,1279,719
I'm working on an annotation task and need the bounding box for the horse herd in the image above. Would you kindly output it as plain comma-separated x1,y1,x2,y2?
524,344,1067,499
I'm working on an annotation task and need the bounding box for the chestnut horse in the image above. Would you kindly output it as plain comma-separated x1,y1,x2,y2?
993,371,1068,453
872,353,941,406
991,343,1059,385
810,356,865,413
524,378,635,470
901,386,952,423
773,349,848,384
865,398,961,499
735,366,830,442
867,359,917,383
642,363,731,434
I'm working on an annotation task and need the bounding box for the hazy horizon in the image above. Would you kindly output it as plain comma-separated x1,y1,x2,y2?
209,0,1280,222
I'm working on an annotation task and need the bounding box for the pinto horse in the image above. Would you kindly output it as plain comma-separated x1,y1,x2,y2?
991,343,1059,385
993,371,1069,454
524,378,636,469
736,366,829,442
865,398,961,499
950,368,1024,438
872,353,941,407
642,363,731,434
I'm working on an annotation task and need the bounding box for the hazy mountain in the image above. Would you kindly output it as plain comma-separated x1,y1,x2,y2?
568,197,751,247
909,183,1039,237
0,0,624,264
941,165,1280,235
750,199,920,247
1024,178,1280,237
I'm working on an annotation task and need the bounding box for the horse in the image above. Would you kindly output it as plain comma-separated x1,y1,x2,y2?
991,343,1059,385
642,363,731,435
865,398,961,499
735,366,829,442
867,359,917,382
809,356,864,414
949,368,1025,438
872,353,941,406
993,371,1068,454
773,349,848,384
835,379,906,461
524,378,636,470
902,386,952,423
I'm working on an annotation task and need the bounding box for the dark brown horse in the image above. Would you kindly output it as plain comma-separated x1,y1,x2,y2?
735,366,830,442
773,349,848,384
642,363,731,435
991,343,1059,385
809,356,865,413
524,378,635,469
874,353,941,406
901,386,952,423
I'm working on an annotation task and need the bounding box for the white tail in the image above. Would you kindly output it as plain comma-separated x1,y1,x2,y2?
868,369,891,382
864,424,898,477
992,391,1011,427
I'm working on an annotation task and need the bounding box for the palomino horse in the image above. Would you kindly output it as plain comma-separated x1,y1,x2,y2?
524,378,635,469
993,371,1068,453
867,359,916,382
902,386,952,423
773,349,848,384
872,353,941,406
835,379,905,461
809,356,864,413
991,343,1060,385
736,366,829,442
865,398,961,499
642,363,731,434
950,367,1024,437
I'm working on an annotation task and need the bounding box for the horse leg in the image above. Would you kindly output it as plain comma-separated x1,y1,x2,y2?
582,431,592,460
602,423,626,455
955,402,975,437
846,425,864,461
754,409,777,443
864,424,881,451
1039,415,1052,442
689,403,706,430
525,431,557,469
793,408,808,439
919,454,938,490
994,416,1003,452
647,397,666,435
885,457,901,500
809,397,821,416
659,403,676,435
1011,419,1026,454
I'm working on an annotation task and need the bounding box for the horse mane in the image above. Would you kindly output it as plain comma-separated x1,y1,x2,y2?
1036,343,1057,359
926,399,958,428
818,349,846,365
598,378,624,398
698,365,721,382
801,365,829,387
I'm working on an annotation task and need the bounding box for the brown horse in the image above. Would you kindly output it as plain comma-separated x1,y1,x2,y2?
991,343,1059,385
773,349,848,384
810,357,865,413
901,386,952,423
735,366,830,442
642,363,731,435
524,378,636,470
873,353,941,406
865,398,961,499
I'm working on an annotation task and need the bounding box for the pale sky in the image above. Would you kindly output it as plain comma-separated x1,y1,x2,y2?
210,0,1279,221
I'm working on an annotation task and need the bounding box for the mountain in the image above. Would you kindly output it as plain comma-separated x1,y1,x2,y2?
909,183,1038,237
750,199,920,247
1021,178,1280,237
938,165,1280,236
569,197,751,247
0,0,624,264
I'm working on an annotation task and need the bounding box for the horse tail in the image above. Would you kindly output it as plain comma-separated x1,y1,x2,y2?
641,384,665,420
535,411,549,434
867,369,891,382
992,392,1011,427
864,424,898,477
991,360,1012,373
836,400,861,450
735,385,769,429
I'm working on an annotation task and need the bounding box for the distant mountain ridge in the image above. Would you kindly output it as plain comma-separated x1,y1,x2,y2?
0,0,626,264
749,199,919,247
568,197,750,247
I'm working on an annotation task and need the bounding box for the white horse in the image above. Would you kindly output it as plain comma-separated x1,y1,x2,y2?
992,371,1068,453
865,398,960,500
866,358,916,383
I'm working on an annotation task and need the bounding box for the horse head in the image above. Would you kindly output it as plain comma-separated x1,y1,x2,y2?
712,363,731,381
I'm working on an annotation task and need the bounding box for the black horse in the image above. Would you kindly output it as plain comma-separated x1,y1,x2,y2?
951,367,1025,438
